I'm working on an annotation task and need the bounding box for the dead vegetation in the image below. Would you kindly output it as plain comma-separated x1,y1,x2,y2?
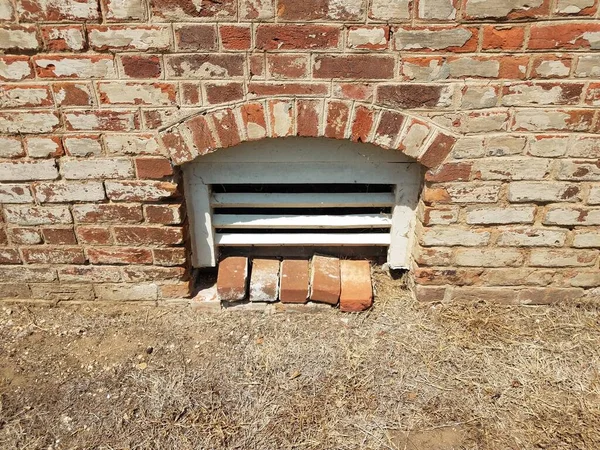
1,274,599,449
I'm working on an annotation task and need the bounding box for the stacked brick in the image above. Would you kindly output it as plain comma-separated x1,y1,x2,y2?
0,0,599,303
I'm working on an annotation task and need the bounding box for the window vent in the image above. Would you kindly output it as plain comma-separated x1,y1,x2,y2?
183,138,421,269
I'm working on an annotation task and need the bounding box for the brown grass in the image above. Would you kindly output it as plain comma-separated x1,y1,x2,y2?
1,274,599,449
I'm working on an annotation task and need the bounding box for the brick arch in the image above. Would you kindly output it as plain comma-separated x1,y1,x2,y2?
159,98,458,169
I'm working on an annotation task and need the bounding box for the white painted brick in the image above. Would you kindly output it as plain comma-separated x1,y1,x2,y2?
394,28,472,51
485,136,527,157
513,110,590,132
348,27,387,48
98,83,175,106
530,249,597,267
26,137,62,158
0,137,24,158
63,136,103,157
0,160,58,181
558,160,600,181
4,205,72,225
544,207,600,226
0,27,38,50
497,228,567,247
556,0,595,14
34,181,106,203
508,182,581,203
34,57,116,79
0,112,60,134
466,206,536,224
448,58,500,78
455,248,524,267
465,0,544,18
460,85,498,110
370,0,410,20
473,158,552,180
60,158,134,180
94,283,158,301
589,187,600,205
0,184,33,203
573,232,600,248
420,227,490,246
89,27,171,51
567,137,600,158
451,136,485,159
419,0,456,19
0,57,32,81
442,183,502,203
104,0,145,19
528,137,568,157
104,134,164,156
0,0,13,20
575,55,600,78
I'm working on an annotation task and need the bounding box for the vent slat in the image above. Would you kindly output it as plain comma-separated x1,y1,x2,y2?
211,192,395,208
216,233,391,246
213,214,392,229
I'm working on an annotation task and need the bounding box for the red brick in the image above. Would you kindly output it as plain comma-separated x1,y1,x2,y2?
160,282,192,299
151,0,236,20
374,110,405,149
529,23,600,50
531,56,572,79
113,226,183,245
41,25,86,51
22,247,85,264
279,259,309,304
340,260,373,312
314,55,395,80
220,25,251,50
415,285,447,302
52,83,93,106
144,204,182,224
296,99,321,137
249,54,265,77
249,259,280,302
347,26,389,50
105,180,178,202
72,204,143,223
7,227,42,245
217,256,248,302
334,83,373,101
34,55,116,79
267,54,309,79
256,24,340,50
119,55,162,79
419,132,457,168
482,26,525,51
210,109,241,148
76,226,112,245
276,0,363,20
324,101,350,139
135,157,173,179
204,82,244,104
121,266,185,282
377,84,444,109
181,82,202,105
41,227,77,244
425,163,472,182
175,24,216,51
585,83,600,105
309,255,340,305
249,82,329,97
64,110,140,132
241,102,268,141
0,248,21,264
153,247,186,266
351,105,374,143
87,247,153,265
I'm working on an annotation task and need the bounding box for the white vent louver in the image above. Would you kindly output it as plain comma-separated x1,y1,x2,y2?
183,138,421,269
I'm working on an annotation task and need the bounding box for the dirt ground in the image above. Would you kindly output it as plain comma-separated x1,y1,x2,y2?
1,274,599,450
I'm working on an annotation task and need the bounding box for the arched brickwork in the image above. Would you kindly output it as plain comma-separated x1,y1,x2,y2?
158,99,458,169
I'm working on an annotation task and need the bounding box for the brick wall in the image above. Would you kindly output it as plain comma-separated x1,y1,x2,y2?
0,0,599,304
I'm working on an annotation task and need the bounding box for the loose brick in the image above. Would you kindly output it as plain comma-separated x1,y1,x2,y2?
217,256,248,302
87,247,153,264
419,132,456,168
340,260,373,312
34,181,106,203
4,206,71,225
249,259,280,302
309,255,340,305
60,158,134,180
256,25,340,50
72,204,143,223
279,260,309,304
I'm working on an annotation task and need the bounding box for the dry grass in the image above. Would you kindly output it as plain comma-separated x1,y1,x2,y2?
1,274,599,449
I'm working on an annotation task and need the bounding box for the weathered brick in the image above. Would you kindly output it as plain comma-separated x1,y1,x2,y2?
105,180,178,202
421,206,459,225
482,268,555,287
310,255,340,305
0,248,21,264
204,82,244,104
466,206,537,224
502,82,584,107
0,284,32,300
72,204,143,223
256,24,340,50
7,227,42,245
94,283,158,301
103,0,145,20
377,84,450,109
217,256,248,302
104,134,163,156
530,249,597,267
314,55,395,80
174,24,216,51
414,246,453,266
241,102,268,141
277,0,365,20
0,160,58,181
211,108,242,146
339,260,373,312
121,266,185,282
482,26,525,51
34,55,116,79
324,101,350,140
573,232,600,248
393,26,477,52
220,25,251,50
296,99,322,137
0,184,34,204
555,0,597,15
0,55,33,81
423,183,501,204
414,268,482,286
347,26,389,50
267,54,309,79
532,56,572,79
15,0,99,21
248,82,329,97
350,105,374,143
98,82,177,106
166,54,244,78
464,0,550,19
557,160,600,181
544,207,600,225
34,181,105,203
151,0,236,20
41,226,77,245
373,110,405,149
508,182,581,203
31,282,93,301
575,55,600,78
268,100,293,137
420,227,491,247
529,23,600,50
135,157,173,179
528,136,568,157
87,247,153,264
0,25,39,51
473,158,552,181
64,110,140,132
22,247,85,264
455,248,524,267
118,55,162,79
0,111,60,134
41,25,85,51
513,110,595,132
279,260,309,304
497,228,567,247
63,135,103,157
60,158,134,180
88,26,171,51
153,248,186,266
460,85,499,110
113,226,183,245
0,84,53,108
75,226,112,245
589,187,600,205
26,136,64,158
249,259,280,302
0,266,57,283
0,136,24,158
414,285,446,302
241,0,274,19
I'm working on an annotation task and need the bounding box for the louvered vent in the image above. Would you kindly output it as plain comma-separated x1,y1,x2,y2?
183,138,421,269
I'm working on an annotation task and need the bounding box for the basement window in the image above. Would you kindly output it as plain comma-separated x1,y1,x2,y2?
183,138,421,269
